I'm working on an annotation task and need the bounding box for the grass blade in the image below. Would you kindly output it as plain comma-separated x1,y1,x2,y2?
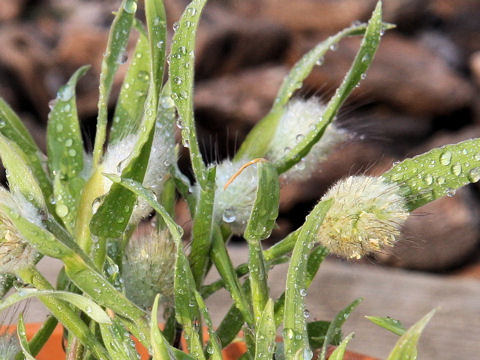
169,0,208,187
382,138,480,211
283,200,332,360
275,1,384,174
328,333,355,360
254,299,276,360
17,313,36,360
101,318,140,360
194,291,223,360
92,0,137,166
151,295,174,360
365,316,405,336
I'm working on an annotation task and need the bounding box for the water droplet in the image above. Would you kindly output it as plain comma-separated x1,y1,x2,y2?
156,40,164,49
123,0,137,14
68,149,77,157
329,43,338,51
174,76,182,85
222,208,236,223
468,168,480,183
446,188,456,197
300,288,307,296
65,138,73,147
117,52,128,65
451,163,462,176
424,174,433,185
116,217,125,223
173,22,179,32
475,152,480,162
303,309,310,318
437,176,445,185
57,85,74,101
56,124,64,132
56,204,68,217
63,103,71,112
439,151,452,166
360,73,367,80
48,99,57,110
361,54,370,63
296,134,304,142
315,57,324,66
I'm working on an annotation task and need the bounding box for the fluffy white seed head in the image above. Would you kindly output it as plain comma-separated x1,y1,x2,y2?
123,227,176,310
0,188,41,274
0,332,20,360
211,159,259,235
267,97,351,181
102,124,175,223
318,176,409,259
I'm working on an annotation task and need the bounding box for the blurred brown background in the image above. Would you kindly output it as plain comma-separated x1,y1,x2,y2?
1,0,480,357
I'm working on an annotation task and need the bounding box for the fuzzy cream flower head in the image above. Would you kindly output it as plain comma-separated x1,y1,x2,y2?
0,331,20,360
211,159,259,235
318,176,409,259
123,227,176,310
267,97,351,182
0,188,41,274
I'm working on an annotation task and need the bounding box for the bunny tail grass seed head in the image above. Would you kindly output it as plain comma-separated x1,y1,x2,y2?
267,97,352,182
123,227,176,310
211,159,259,235
0,331,20,360
0,188,41,274
318,175,409,259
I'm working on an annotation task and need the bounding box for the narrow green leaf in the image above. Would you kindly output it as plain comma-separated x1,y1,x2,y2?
387,309,436,360
194,291,223,360
283,200,332,360
169,0,208,187
25,316,58,357
101,318,140,360
47,65,88,180
319,299,363,360
110,28,150,145
92,0,137,166
1,289,111,324
307,321,339,350
190,167,216,287
52,174,85,233
1,205,74,259
365,316,405,336
328,332,355,360
247,239,269,327
235,22,373,161
214,295,245,348
255,299,276,360
145,0,167,98
382,138,480,211
17,313,36,360
275,1,384,174
0,135,45,209
151,294,174,360
244,161,280,241
0,98,52,202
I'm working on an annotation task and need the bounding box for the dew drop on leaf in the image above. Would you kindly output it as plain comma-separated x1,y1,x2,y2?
439,151,452,166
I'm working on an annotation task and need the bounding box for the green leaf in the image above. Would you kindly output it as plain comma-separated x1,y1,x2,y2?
365,316,406,336
92,0,137,166
283,200,332,360
235,21,374,161
169,0,208,187
110,27,150,145
151,294,174,360
328,333,355,360
382,138,480,211
25,316,58,357
1,204,74,259
194,291,223,360
190,167,216,287
275,1,384,174
47,65,88,180
319,298,363,360
1,289,112,324
0,98,52,203
214,297,245,348
17,313,36,360
307,321,339,350
244,161,280,241
101,318,141,360
0,135,45,209
255,299,276,360
387,309,435,360
145,0,167,99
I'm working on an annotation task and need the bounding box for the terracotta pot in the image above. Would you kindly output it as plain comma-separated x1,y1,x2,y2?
14,323,377,359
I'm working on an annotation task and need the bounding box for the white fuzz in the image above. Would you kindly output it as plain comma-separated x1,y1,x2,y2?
318,176,409,259
0,188,41,274
267,97,351,181
0,332,20,360
102,125,175,223
123,227,176,310
212,159,259,235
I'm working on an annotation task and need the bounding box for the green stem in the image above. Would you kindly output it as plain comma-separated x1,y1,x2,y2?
17,266,110,360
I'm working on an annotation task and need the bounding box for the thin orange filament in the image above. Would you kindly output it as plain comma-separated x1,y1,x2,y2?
223,158,266,190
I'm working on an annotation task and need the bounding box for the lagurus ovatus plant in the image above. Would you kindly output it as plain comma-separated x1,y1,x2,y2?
0,0,477,359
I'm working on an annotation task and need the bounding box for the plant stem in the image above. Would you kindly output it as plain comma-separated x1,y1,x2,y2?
247,240,269,325
16,266,110,360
